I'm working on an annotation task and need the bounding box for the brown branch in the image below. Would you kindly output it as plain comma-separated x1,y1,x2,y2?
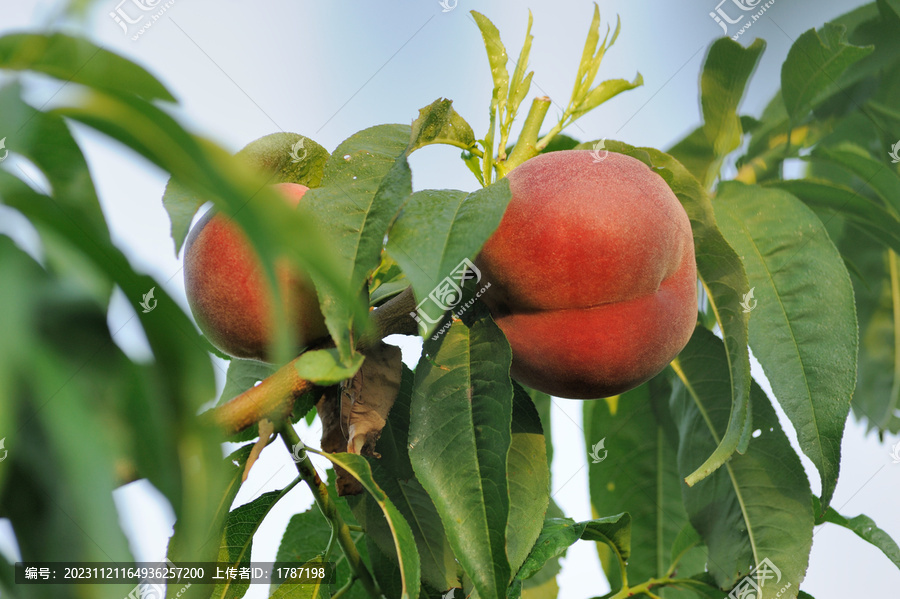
208,285,419,436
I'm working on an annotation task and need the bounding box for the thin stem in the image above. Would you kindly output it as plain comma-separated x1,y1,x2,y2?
323,527,337,564
279,425,382,599
501,96,551,176
608,576,673,599
332,575,358,599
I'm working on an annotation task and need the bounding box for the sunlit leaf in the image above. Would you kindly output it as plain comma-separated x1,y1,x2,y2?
713,181,857,510
409,315,513,599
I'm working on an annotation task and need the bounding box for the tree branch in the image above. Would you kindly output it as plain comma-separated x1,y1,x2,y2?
208,286,419,435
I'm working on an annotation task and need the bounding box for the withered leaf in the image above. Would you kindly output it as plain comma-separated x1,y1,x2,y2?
342,342,403,456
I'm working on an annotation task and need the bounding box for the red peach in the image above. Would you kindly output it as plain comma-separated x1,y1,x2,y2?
183,182,328,361
476,150,697,399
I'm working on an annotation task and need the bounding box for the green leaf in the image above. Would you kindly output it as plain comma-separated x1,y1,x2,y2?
409,98,476,152
574,4,604,99
274,490,368,599
309,451,421,599
386,181,512,335
162,133,330,255
699,38,765,186
0,85,115,310
362,366,459,592
215,359,281,443
507,385,551,574
294,348,365,386
781,24,874,121
471,10,510,128
523,385,554,466
670,523,703,572
235,132,331,189
161,178,208,258
578,140,753,485
513,500,564,599
214,479,301,599
667,574,727,598
301,125,412,359
369,253,409,306
55,89,360,364
584,377,706,589
841,234,900,434
572,6,621,103
808,143,900,217
814,498,900,572
667,125,718,186
712,181,857,510
670,327,814,590
0,32,175,101
515,514,631,583
701,38,765,156
767,178,900,255
669,38,764,188
507,12,535,126
0,170,227,564
270,557,327,599
570,73,643,121
0,242,136,575
409,315,514,599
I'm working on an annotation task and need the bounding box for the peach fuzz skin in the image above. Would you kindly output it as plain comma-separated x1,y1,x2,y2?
183,182,328,361
476,150,697,399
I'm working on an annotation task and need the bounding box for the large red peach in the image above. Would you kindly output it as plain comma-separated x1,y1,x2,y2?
476,150,697,399
183,183,328,361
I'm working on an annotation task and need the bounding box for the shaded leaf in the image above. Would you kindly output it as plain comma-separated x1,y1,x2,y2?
671,327,814,591
667,125,717,187
214,479,301,599
767,178,900,255
584,376,706,590
841,235,900,433
218,360,278,407
515,514,631,583
361,366,459,593
808,143,900,217
507,385,551,574
781,24,874,121
0,32,175,101
274,478,369,599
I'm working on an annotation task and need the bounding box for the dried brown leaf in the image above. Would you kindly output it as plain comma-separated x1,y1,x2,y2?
342,342,403,456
